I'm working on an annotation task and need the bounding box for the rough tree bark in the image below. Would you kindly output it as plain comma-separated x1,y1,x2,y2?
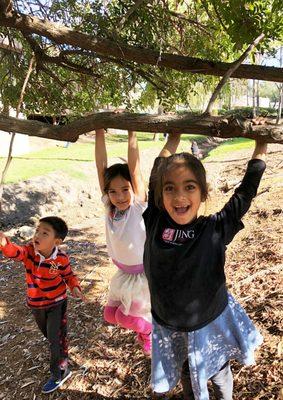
0,112,282,143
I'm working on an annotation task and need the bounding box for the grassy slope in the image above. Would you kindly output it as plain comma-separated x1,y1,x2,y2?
0,135,253,184
205,138,254,161
0,134,203,183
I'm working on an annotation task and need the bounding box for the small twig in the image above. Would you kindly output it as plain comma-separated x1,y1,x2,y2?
168,10,213,37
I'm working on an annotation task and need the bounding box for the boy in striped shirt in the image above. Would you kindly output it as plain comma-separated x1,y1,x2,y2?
0,216,85,394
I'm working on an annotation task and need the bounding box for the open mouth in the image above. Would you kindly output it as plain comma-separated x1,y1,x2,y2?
117,201,129,206
174,206,190,214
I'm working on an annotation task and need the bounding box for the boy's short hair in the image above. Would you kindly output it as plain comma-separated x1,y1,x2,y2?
39,216,68,240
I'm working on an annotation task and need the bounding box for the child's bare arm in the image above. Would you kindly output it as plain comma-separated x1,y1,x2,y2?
95,129,107,194
252,140,267,162
159,133,181,157
128,131,146,201
0,232,8,248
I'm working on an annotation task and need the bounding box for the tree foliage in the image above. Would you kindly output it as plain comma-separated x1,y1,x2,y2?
0,0,282,118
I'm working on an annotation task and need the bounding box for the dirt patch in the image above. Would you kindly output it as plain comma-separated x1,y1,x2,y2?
0,144,282,399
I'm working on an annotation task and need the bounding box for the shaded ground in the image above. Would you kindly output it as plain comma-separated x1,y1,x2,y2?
0,143,282,400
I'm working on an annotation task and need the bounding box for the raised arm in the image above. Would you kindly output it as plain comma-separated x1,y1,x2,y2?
0,232,28,261
216,138,267,245
128,131,146,201
159,133,181,158
252,139,267,161
95,129,108,194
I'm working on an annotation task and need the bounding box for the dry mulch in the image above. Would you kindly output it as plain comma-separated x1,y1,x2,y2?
0,144,282,400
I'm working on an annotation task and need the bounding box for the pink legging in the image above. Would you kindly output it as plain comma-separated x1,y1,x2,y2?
104,305,151,335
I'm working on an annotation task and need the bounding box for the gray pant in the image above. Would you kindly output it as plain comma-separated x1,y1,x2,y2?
181,359,233,400
32,300,68,380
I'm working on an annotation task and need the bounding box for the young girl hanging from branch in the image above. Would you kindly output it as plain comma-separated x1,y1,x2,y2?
94,129,151,355
143,134,267,399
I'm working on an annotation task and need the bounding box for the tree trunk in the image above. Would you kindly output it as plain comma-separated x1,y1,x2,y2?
0,56,35,209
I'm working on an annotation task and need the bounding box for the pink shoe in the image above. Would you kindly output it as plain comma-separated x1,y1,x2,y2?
136,333,151,356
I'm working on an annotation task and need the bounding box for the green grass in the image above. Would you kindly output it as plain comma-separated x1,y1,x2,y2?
0,134,249,183
205,138,254,161
0,134,165,183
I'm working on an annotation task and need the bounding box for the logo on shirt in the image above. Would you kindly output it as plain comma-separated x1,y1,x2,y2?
162,228,175,241
49,262,61,275
162,228,195,245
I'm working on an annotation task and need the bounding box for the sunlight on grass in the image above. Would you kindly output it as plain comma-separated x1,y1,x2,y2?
0,133,216,183
0,158,89,183
205,138,254,161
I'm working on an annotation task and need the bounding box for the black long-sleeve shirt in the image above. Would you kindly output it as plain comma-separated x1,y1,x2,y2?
143,158,266,331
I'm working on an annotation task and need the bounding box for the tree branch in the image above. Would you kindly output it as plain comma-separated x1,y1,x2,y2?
23,33,101,77
210,0,229,34
168,10,213,36
205,33,265,115
0,11,282,82
0,112,281,143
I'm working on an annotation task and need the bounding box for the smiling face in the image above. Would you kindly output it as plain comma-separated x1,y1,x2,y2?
33,222,62,258
162,164,202,225
107,175,134,211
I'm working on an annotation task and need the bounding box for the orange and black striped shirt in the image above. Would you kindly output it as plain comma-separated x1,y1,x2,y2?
1,240,80,308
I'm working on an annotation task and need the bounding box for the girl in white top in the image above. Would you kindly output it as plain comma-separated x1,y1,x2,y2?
95,129,151,355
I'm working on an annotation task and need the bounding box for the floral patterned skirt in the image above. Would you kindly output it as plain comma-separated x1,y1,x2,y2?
151,293,263,400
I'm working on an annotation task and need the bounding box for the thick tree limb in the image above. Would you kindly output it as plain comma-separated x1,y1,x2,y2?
0,112,282,143
0,11,282,82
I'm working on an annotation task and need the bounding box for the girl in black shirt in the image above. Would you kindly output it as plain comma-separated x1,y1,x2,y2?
143,135,267,400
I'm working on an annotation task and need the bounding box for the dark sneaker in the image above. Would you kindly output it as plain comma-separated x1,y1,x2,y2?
42,369,72,394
